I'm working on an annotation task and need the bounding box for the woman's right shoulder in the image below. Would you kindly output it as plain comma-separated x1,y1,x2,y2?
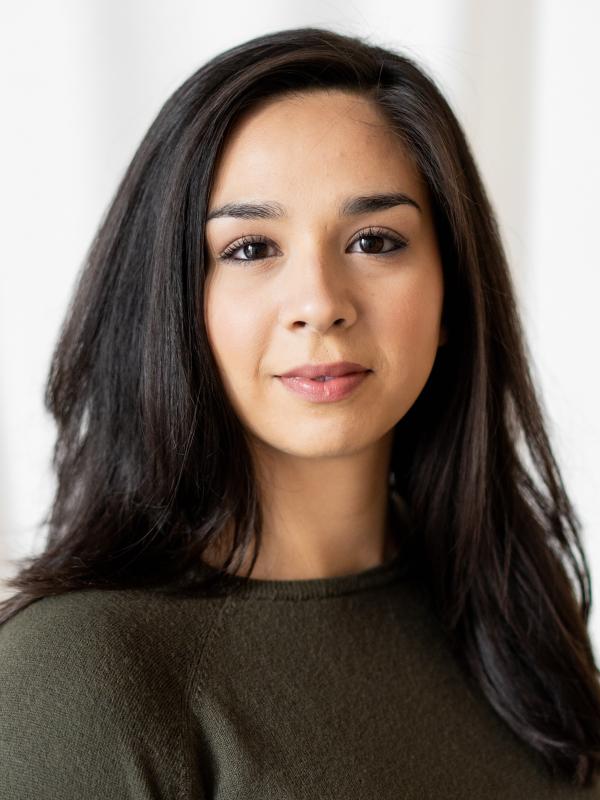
0,580,228,670
0,583,229,799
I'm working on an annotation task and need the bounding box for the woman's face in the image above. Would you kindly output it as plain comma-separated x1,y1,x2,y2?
203,89,445,464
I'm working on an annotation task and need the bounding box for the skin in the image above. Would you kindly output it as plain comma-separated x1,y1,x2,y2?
203,88,446,580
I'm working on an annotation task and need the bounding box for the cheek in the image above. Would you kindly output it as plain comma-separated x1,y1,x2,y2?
204,278,268,383
376,268,444,389
381,269,443,343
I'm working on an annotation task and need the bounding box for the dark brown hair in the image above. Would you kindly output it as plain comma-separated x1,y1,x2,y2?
2,26,599,787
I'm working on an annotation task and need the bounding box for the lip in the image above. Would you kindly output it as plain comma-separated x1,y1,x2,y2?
277,361,369,379
276,371,371,403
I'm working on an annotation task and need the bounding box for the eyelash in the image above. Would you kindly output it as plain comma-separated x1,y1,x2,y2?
218,226,408,263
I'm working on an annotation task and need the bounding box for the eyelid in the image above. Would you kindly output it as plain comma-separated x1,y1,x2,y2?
219,233,280,261
346,225,408,252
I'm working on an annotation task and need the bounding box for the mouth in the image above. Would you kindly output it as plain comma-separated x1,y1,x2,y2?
275,363,372,380
275,370,372,403
277,371,369,380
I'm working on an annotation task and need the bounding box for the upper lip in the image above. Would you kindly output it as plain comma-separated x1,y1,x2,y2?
277,361,370,379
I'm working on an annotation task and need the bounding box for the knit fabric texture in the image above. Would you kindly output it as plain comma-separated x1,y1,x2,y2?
1,549,597,799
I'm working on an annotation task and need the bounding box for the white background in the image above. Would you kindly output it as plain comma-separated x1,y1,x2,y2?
1,1,599,650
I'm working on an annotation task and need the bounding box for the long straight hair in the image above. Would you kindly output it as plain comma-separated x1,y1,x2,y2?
1,26,599,787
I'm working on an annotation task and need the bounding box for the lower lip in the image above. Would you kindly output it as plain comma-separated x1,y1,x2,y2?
276,371,371,403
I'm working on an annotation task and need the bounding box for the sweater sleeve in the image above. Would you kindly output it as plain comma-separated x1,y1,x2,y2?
0,588,205,800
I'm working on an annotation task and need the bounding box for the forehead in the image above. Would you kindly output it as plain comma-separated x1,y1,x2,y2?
208,89,426,206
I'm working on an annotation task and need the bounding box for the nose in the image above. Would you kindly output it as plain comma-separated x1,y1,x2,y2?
278,244,358,334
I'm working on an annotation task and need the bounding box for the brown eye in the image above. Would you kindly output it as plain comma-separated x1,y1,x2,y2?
219,235,277,262
359,235,385,254
239,242,269,259
348,227,408,256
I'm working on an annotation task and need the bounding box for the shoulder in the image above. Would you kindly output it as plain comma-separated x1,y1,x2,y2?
0,582,224,683
0,584,224,799
1,578,225,648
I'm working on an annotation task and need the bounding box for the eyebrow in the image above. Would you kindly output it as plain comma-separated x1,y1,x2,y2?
206,191,422,222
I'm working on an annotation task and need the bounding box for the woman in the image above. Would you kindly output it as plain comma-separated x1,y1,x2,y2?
1,26,599,798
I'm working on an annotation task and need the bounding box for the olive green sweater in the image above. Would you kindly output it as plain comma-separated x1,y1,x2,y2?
0,552,597,799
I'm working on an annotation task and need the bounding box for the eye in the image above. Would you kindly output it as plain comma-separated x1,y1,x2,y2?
217,226,408,263
348,226,408,256
218,235,278,262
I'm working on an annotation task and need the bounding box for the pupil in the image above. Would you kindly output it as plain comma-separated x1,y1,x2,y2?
244,243,264,258
361,235,383,254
